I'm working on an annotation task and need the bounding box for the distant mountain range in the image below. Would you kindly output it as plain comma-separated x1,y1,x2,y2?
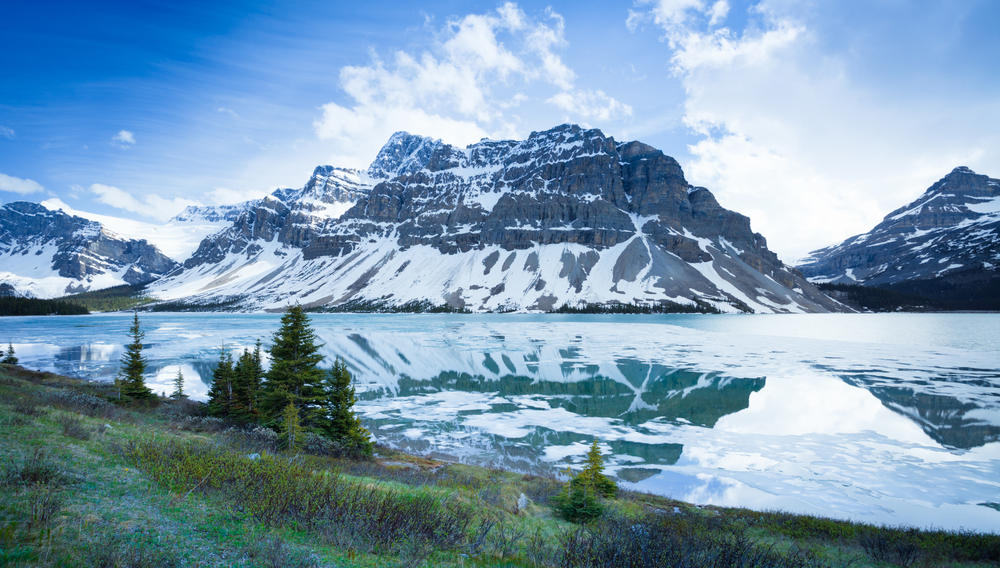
0,202,178,298
796,167,1000,310
1,124,995,312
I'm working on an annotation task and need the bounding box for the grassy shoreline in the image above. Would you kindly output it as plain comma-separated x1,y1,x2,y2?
1,364,997,567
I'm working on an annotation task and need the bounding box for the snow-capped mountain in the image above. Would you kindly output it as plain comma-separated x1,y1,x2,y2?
796,167,999,306
0,202,178,298
149,124,843,313
41,200,244,262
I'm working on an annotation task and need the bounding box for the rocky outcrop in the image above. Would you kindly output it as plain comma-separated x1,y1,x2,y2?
0,202,178,297
797,167,999,308
152,125,843,313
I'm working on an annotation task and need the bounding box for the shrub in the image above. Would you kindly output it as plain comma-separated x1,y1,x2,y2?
25,482,63,529
55,413,90,441
559,511,823,568
247,536,318,568
45,388,129,422
221,426,280,454
3,447,62,486
12,397,43,417
169,415,225,433
85,532,181,568
520,473,562,505
858,526,921,567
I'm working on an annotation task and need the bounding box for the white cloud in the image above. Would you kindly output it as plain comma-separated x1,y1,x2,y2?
207,186,267,205
0,172,44,195
629,1,1000,260
314,2,630,168
547,90,633,122
217,107,239,118
112,130,136,147
0,126,14,139
90,183,200,222
707,1,729,27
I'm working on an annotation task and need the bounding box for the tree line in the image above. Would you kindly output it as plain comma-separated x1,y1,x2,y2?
115,306,371,456
0,297,89,316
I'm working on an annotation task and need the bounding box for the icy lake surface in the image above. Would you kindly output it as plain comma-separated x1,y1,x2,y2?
6,312,1000,531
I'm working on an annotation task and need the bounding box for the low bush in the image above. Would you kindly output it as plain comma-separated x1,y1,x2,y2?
85,532,182,568
247,536,318,568
12,397,43,417
857,526,921,567
169,415,226,433
220,426,280,454
25,482,63,529
44,387,132,423
520,473,562,505
55,413,90,440
559,510,823,568
301,432,372,459
3,447,63,486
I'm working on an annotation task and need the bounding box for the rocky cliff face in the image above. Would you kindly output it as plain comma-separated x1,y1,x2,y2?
152,125,843,313
0,202,179,298
796,167,999,307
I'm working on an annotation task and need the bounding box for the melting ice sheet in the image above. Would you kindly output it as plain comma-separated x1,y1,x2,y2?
4,312,1000,531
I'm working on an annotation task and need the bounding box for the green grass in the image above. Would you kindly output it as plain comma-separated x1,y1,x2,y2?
0,363,997,567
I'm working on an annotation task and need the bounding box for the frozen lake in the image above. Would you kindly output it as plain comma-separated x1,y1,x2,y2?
5,312,1000,531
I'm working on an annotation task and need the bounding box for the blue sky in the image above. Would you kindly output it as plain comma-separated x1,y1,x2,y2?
1,0,998,259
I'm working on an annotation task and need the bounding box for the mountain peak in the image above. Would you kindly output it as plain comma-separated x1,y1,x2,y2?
367,131,443,179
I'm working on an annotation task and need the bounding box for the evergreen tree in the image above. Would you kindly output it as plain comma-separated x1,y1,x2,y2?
578,439,617,498
1,342,16,364
170,368,186,399
207,346,235,418
554,439,616,523
119,311,153,400
281,402,303,451
260,305,326,429
323,357,372,455
231,340,264,424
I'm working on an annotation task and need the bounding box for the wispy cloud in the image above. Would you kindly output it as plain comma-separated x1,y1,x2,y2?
90,183,200,222
0,126,14,139
207,186,267,205
314,2,631,168
217,107,239,119
0,172,44,194
111,130,136,148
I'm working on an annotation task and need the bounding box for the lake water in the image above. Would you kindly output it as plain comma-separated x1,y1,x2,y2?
4,312,1000,531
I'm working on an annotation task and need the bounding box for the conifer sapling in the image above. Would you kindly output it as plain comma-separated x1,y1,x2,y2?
119,310,153,401
170,368,186,399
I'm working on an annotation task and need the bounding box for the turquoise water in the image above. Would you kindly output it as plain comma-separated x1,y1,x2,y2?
4,312,1000,530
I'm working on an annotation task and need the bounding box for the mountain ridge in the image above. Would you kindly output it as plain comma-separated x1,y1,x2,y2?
147,124,844,313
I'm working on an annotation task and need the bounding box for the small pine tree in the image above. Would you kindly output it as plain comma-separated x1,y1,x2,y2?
553,439,616,523
207,346,235,418
579,439,617,498
170,368,186,399
323,357,372,455
281,402,303,451
1,342,16,364
119,311,153,400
